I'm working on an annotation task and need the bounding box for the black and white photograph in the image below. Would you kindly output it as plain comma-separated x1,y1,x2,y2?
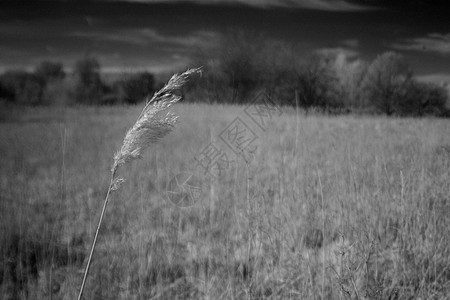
0,0,449,299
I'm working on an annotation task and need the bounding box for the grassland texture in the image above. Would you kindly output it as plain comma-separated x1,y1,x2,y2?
0,104,449,299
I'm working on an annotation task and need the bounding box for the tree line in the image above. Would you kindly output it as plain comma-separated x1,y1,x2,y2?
184,30,449,117
0,58,155,106
1,30,449,117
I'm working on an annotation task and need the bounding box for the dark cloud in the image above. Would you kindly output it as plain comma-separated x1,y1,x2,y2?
0,0,448,79
391,33,450,55
347,0,449,11
111,0,371,11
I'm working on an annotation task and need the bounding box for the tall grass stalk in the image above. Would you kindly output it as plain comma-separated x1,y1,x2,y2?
76,67,201,300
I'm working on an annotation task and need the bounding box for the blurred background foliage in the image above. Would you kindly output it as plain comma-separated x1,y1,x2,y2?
0,30,449,117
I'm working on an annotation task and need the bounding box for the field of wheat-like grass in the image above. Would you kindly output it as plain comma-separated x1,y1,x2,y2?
0,103,449,299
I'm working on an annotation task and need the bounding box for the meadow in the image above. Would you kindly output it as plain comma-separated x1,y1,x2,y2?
0,103,449,299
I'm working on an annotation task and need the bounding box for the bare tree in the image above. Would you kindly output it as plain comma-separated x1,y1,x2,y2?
35,61,65,84
73,57,104,104
362,52,412,115
296,53,342,110
396,80,449,116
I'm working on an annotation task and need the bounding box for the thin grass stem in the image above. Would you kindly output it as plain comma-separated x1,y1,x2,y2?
77,168,116,300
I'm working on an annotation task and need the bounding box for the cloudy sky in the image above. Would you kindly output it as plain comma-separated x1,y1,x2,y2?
0,0,449,82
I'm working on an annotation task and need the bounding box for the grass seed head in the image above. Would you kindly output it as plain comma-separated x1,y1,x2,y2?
113,67,201,171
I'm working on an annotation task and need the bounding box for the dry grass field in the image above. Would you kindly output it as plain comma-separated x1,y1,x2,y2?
1,103,449,299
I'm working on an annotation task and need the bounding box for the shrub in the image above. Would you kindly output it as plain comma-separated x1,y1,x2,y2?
264,67,297,105
73,57,104,104
0,70,45,105
34,61,65,84
0,78,14,101
362,52,413,115
118,72,155,104
396,80,449,116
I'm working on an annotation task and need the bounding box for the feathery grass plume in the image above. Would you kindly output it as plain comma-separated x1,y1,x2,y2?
77,67,201,300
113,67,202,170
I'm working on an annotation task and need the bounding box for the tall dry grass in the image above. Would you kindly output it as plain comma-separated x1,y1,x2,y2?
77,68,201,300
0,103,449,299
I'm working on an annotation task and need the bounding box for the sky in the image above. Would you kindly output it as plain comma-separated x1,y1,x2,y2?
0,0,449,83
